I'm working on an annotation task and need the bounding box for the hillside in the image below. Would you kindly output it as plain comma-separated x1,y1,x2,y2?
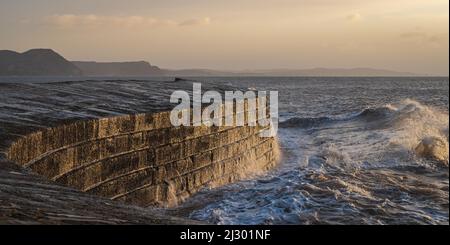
73,61,164,76
0,49,82,76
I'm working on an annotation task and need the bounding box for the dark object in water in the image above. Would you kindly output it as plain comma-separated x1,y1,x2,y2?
174,77,189,82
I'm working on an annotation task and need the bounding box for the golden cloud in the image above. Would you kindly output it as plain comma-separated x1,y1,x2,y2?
178,17,211,26
45,14,210,28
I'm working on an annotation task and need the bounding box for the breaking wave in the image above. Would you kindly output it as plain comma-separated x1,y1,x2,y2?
383,99,449,166
280,99,449,166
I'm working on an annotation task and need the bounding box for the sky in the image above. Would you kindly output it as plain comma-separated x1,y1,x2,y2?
0,0,448,75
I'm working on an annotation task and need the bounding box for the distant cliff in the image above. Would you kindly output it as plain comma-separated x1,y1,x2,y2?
0,49,82,76
162,68,237,77
0,49,163,77
1,48,420,77
243,67,419,76
73,61,164,76
163,67,419,77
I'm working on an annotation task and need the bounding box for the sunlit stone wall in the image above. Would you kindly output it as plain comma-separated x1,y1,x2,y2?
7,103,279,207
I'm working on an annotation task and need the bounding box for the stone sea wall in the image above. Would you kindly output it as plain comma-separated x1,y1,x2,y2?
6,102,279,208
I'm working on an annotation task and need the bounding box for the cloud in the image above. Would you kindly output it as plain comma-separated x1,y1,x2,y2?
45,14,210,29
346,13,362,21
178,17,211,26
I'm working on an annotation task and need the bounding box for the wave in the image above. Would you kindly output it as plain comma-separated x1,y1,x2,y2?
279,116,332,129
353,106,396,122
279,105,396,129
377,100,448,166
280,99,449,166
415,137,449,166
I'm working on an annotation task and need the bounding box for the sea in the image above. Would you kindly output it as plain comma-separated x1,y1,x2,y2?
169,76,449,225
1,76,448,225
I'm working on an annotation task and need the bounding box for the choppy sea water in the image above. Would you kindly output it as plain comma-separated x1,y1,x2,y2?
169,77,449,225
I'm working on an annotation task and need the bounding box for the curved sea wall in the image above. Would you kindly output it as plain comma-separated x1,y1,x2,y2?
6,104,279,207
